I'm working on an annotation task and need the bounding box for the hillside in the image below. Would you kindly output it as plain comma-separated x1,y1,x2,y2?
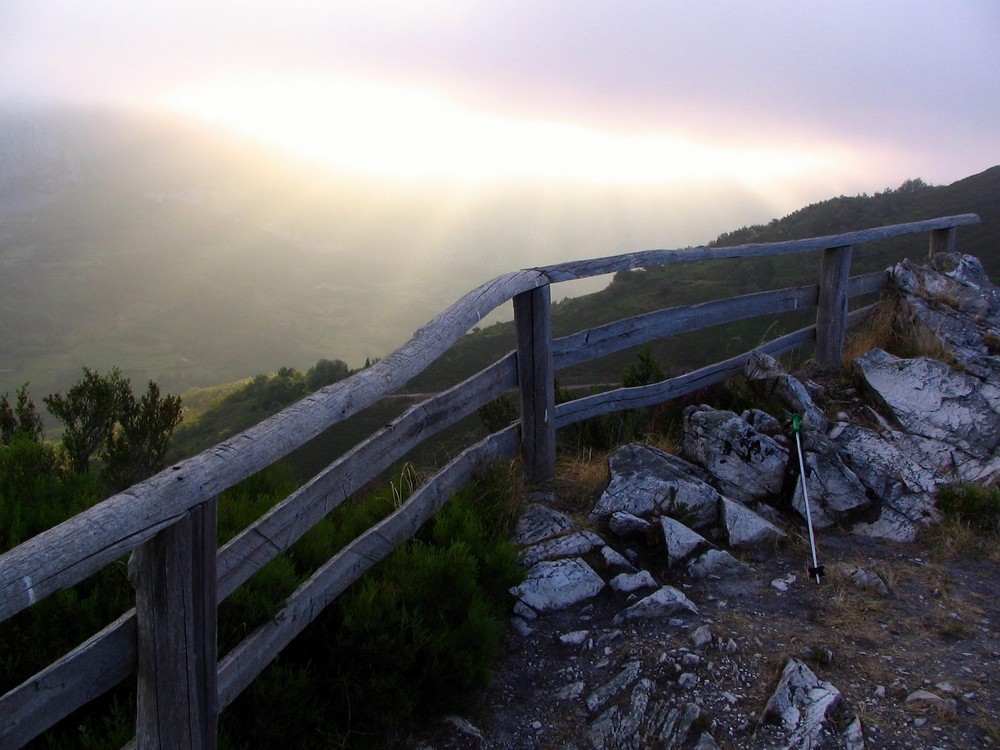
406,167,1000,392
162,167,998,473
0,105,780,403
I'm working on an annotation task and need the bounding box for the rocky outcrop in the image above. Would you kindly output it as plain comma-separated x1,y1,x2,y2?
424,252,1000,750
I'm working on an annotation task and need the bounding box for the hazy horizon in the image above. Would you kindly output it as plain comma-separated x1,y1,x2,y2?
1,2,998,398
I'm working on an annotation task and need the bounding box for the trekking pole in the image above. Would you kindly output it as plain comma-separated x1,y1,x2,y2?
792,414,824,584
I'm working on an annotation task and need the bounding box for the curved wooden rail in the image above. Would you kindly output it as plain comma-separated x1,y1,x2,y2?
0,214,981,749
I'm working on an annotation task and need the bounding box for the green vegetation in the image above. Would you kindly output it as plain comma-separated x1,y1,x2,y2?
2,361,523,748
936,483,1000,534
167,358,353,462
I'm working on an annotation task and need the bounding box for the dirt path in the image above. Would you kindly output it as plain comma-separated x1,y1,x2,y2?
404,529,999,749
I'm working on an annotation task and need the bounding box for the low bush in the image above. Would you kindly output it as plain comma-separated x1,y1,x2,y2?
936,483,1000,533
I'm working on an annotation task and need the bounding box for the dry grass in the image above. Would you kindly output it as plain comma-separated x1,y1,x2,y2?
843,297,899,363
552,448,611,515
922,518,1000,563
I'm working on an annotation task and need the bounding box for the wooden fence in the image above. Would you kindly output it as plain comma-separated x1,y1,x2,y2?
0,213,980,749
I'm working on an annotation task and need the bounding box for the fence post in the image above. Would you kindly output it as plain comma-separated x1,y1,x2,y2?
929,226,957,257
513,283,556,484
815,245,853,370
129,502,218,750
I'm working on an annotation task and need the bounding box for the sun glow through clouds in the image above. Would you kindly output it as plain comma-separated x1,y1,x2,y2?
159,75,835,186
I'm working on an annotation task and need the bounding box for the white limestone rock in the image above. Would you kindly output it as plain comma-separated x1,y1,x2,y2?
600,545,636,572
744,351,830,432
515,503,577,546
855,348,1000,468
660,515,711,566
609,570,658,593
681,404,789,503
608,510,652,538
762,658,842,750
613,585,699,625
719,496,786,550
592,444,721,530
511,557,605,613
521,529,605,567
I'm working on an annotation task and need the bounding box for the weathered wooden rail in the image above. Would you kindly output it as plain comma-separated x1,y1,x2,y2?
0,213,979,749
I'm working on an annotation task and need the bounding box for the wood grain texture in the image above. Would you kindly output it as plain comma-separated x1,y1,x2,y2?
815,246,853,370
555,326,816,427
514,286,556,484
0,271,546,624
538,214,979,282
553,285,818,371
130,503,218,749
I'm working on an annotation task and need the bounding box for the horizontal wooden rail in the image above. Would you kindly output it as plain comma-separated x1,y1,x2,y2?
0,354,519,747
555,325,816,427
552,284,819,370
0,213,980,749
537,214,980,282
0,272,546,625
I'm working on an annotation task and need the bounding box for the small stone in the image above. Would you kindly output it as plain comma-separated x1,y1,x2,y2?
586,661,642,714
554,681,585,701
691,624,713,649
531,720,543,731
610,569,658,593
614,585,700,625
874,685,886,699
688,549,751,580
906,689,958,716
771,573,796,592
558,629,590,646
678,672,699,688
681,652,702,667
511,617,534,637
444,715,483,739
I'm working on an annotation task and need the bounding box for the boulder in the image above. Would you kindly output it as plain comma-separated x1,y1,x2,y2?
832,423,941,541
515,503,578,546
660,515,712,566
592,444,721,529
791,431,871,528
512,557,605,613
719,496,786,550
613,585,699,624
854,349,1000,483
744,351,830,432
761,658,842,750
681,405,789,503
521,529,605,567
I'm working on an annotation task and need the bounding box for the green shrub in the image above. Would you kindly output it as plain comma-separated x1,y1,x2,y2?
220,462,524,748
936,483,1000,533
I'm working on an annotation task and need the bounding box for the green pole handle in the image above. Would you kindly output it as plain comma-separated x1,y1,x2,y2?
792,413,802,433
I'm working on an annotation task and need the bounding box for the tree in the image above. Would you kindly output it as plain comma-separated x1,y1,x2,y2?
102,380,183,491
306,358,350,391
0,384,44,445
44,368,130,474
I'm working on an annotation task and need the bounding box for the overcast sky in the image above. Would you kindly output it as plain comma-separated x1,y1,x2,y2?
2,1,998,194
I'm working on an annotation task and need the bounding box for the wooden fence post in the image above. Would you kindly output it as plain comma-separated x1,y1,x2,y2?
514,284,556,484
129,502,218,750
929,226,957,257
815,245,853,370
